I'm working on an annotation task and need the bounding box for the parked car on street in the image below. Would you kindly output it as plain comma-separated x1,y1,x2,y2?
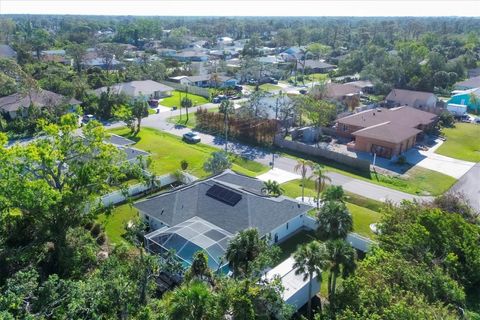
182,131,201,143
213,95,228,103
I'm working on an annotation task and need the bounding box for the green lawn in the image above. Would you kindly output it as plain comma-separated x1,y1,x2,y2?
346,203,380,238
436,123,480,162
167,107,219,129
159,91,210,108
280,151,456,196
288,72,329,84
281,179,381,238
108,127,269,178
246,84,282,92
97,203,138,247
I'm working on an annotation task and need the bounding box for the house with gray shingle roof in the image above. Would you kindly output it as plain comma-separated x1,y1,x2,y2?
0,44,17,59
0,89,81,120
94,80,174,99
136,170,312,270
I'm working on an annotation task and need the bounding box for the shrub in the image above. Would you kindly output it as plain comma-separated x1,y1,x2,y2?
91,223,102,238
96,233,106,245
396,155,407,165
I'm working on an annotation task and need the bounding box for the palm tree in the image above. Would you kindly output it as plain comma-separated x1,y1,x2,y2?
469,92,480,114
181,96,193,123
325,239,356,304
321,185,346,203
293,240,329,319
294,159,314,202
185,251,214,285
316,200,353,241
310,164,331,208
165,280,217,320
225,228,266,279
261,180,284,197
219,100,234,152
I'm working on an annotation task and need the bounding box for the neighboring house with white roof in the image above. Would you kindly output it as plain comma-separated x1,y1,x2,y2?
264,256,320,311
94,80,174,99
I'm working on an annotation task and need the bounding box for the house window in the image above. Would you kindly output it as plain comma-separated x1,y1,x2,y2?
342,124,348,132
145,215,150,221
274,233,278,243
286,222,289,230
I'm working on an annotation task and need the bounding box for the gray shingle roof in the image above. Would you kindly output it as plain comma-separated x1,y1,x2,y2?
0,90,81,113
94,80,174,97
107,134,136,146
134,170,311,236
0,44,16,58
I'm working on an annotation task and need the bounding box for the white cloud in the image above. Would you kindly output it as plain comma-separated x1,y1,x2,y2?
1,0,479,17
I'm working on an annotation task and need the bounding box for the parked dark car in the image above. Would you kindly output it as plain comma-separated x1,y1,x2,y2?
182,132,201,143
299,89,308,95
213,95,228,103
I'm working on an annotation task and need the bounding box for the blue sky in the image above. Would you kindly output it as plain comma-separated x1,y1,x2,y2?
1,1,479,17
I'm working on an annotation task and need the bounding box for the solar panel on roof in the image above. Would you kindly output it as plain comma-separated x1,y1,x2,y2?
206,184,242,206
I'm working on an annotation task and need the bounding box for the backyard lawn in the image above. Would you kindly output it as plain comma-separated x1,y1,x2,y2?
436,123,480,162
97,203,137,247
108,127,269,178
159,90,210,108
281,179,381,238
167,106,219,128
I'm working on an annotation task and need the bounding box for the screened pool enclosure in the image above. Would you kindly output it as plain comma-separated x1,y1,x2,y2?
145,216,232,271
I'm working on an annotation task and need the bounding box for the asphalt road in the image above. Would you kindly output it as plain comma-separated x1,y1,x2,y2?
451,163,480,212
108,106,433,204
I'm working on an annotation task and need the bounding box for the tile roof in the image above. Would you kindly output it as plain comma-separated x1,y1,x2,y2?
352,121,421,143
337,106,437,128
134,170,311,236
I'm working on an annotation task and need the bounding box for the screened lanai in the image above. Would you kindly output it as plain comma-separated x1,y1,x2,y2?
145,216,232,271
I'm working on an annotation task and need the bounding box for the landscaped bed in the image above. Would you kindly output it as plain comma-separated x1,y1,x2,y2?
159,90,210,108
436,123,480,162
108,127,269,178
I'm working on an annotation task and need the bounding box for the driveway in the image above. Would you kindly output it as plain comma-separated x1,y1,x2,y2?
450,163,480,212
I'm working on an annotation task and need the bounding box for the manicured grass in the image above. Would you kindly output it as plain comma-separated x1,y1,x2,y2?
346,203,380,238
436,123,480,162
97,203,138,247
280,179,381,238
148,108,157,115
245,84,282,92
108,127,269,178
278,230,317,261
159,91,210,108
167,107,219,129
288,72,329,84
279,151,456,195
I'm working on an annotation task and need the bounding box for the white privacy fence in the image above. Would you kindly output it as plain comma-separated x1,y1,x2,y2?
100,172,198,207
303,215,374,252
